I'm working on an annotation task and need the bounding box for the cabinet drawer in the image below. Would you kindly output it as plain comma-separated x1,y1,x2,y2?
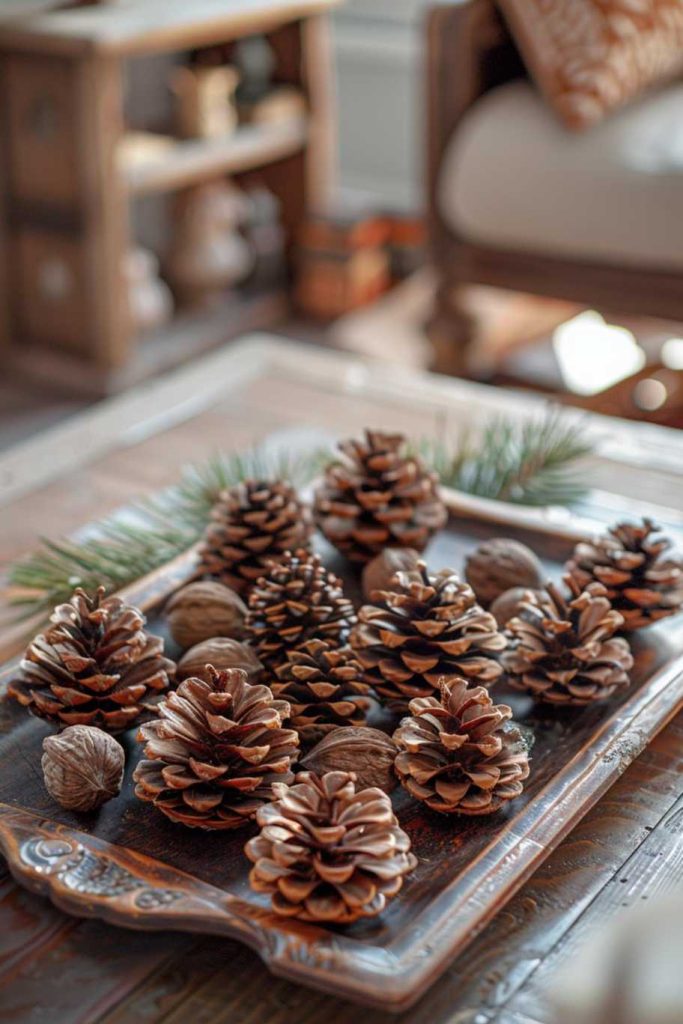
4,54,81,206
15,228,90,354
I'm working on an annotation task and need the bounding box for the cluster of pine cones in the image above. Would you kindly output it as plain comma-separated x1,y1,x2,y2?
8,427,683,927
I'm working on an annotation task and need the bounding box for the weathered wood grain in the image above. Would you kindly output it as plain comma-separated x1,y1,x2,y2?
504,782,683,1023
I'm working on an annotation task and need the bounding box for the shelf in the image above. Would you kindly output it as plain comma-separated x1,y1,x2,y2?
121,117,308,196
0,0,341,57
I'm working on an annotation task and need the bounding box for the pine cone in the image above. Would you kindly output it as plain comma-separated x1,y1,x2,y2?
351,562,506,708
273,640,369,747
245,550,356,673
314,430,447,564
566,519,683,630
134,666,299,829
9,587,173,732
504,578,633,705
245,770,417,923
197,479,312,595
393,677,530,815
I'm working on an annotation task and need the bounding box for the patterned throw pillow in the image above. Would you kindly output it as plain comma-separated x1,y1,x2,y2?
497,0,683,130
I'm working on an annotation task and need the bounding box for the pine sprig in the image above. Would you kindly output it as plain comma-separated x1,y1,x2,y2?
419,409,592,506
6,412,592,624
6,449,320,621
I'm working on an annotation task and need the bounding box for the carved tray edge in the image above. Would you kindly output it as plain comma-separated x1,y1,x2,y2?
0,803,415,1010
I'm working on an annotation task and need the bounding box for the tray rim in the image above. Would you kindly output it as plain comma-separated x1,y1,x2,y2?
1,489,683,1011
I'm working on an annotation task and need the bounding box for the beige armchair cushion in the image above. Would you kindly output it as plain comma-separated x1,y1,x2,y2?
497,0,683,131
438,79,683,270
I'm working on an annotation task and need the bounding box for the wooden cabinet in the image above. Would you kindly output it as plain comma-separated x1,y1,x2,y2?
5,54,81,207
14,228,90,354
0,0,339,394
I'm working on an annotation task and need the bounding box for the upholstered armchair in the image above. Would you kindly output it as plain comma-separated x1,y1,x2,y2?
426,0,683,375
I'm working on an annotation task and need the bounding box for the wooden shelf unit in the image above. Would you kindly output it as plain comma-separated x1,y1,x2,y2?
122,117,309,197
0,0,338,394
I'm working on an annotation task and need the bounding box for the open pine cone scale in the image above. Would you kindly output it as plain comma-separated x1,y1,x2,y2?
315,430,447,563
135,667,299,829
566,519,683,629
198,480,312,594
245,771,416,922
10,588,173,732
352,563,506,707
394,678,530,815
246,550,356,673
504,579,633,705
273,639,369,747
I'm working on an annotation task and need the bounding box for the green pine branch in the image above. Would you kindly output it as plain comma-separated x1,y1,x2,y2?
6,448,321,622
419,409,592,506
5,411,593,625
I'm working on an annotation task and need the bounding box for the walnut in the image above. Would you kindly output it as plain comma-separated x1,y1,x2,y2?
361,547,421,600
42,725,125,812
465,538,544,606
490,586,547,628
177,637,263,683
165,581,247,650
300,726,398,794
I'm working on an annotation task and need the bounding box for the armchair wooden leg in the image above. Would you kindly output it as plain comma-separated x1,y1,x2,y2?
425,279,475,376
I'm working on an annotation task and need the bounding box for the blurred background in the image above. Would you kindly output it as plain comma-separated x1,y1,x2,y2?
1,0,683,451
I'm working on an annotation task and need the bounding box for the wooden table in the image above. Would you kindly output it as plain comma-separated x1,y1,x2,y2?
1,336,682,1023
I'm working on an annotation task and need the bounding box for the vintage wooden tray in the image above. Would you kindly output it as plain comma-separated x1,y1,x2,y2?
1,493,683,1012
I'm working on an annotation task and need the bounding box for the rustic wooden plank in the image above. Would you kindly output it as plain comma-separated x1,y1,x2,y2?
503,788,683,1023
0,910,187,1024
0,880,78,986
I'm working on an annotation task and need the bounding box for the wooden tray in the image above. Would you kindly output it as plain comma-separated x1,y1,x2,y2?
1,495,683,1012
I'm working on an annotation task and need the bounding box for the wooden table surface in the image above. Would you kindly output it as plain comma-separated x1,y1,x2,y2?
1,336,682,1024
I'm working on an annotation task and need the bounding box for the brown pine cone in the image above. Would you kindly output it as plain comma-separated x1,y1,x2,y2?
9,587,173,733
245,549,356,673
313,430,447,564
273,639,369,747
244,770,417,923
566,519,683,630
134,666,299,829
197,479,312,595
351,562,506,708
393,677,530,815
504,577,633,705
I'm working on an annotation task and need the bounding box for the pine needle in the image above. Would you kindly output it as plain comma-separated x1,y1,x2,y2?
6,411,592,624
6,448,321,621
419,408,593,506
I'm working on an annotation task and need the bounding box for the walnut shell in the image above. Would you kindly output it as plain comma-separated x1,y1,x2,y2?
300,726,398,794
465,538,544,607
362,547,421,600
177,637,263,683
166,581,247,650
490,586,547,628
42,725,125,812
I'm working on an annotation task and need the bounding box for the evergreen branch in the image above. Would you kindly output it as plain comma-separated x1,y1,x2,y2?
6,448,322,622
5,411,592,626
419,409,593,506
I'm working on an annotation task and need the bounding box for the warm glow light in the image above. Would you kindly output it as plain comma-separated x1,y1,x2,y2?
661,338,683,370
633,378,668,411
552,311,646,396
